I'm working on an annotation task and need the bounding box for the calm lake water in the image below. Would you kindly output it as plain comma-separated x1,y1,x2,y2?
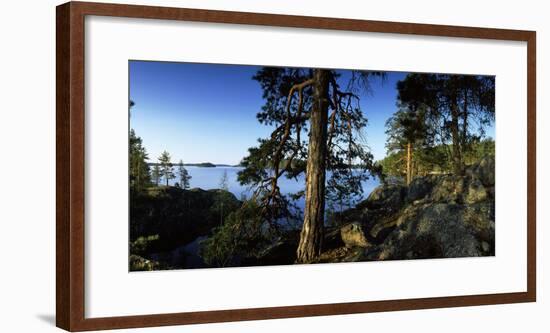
167,166,380,212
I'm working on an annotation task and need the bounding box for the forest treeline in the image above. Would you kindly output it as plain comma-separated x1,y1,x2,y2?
378,138,494,182
129,69,495,269
381,74,494,185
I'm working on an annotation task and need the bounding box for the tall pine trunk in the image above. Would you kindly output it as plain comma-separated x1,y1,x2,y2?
406,142,412,185
450,94,463,175
296,69,329,263
461,89,469,154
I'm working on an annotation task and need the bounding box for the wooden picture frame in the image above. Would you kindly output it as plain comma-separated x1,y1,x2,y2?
56,1,536,331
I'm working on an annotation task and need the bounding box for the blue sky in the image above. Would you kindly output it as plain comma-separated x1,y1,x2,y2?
129,61,493,165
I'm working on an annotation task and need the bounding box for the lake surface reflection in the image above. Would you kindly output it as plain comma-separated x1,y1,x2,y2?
168,166,380,211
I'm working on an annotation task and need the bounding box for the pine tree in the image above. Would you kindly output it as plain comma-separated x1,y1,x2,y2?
129,100,151,192
219,170,229,191
395,73,495,175
158,151,175,186
237,67,383,263
151,164,161,186
177,160,191,189
215,170,231,226
385,102,431,185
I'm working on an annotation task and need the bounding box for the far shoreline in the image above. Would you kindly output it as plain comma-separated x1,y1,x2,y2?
147,162,242,168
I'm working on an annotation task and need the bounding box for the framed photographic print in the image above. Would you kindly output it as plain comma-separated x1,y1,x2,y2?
56,1,536,331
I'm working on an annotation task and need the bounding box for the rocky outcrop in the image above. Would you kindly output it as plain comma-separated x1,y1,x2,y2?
321,156,495,262
373,201,494,260
129,187,241,269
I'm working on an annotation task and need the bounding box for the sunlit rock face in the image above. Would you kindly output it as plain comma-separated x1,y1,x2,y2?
319,156,495,263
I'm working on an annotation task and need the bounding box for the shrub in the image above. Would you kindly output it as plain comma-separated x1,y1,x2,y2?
200,200,271,267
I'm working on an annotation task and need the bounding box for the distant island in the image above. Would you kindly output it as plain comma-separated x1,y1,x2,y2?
147,162,239,168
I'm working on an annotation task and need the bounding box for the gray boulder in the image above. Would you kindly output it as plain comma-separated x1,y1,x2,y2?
464,176,489,204
407,176,436,202
371,200,494,261
471,156,495,187
430,175,466,203
362,184,406,212
340,223,370,248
